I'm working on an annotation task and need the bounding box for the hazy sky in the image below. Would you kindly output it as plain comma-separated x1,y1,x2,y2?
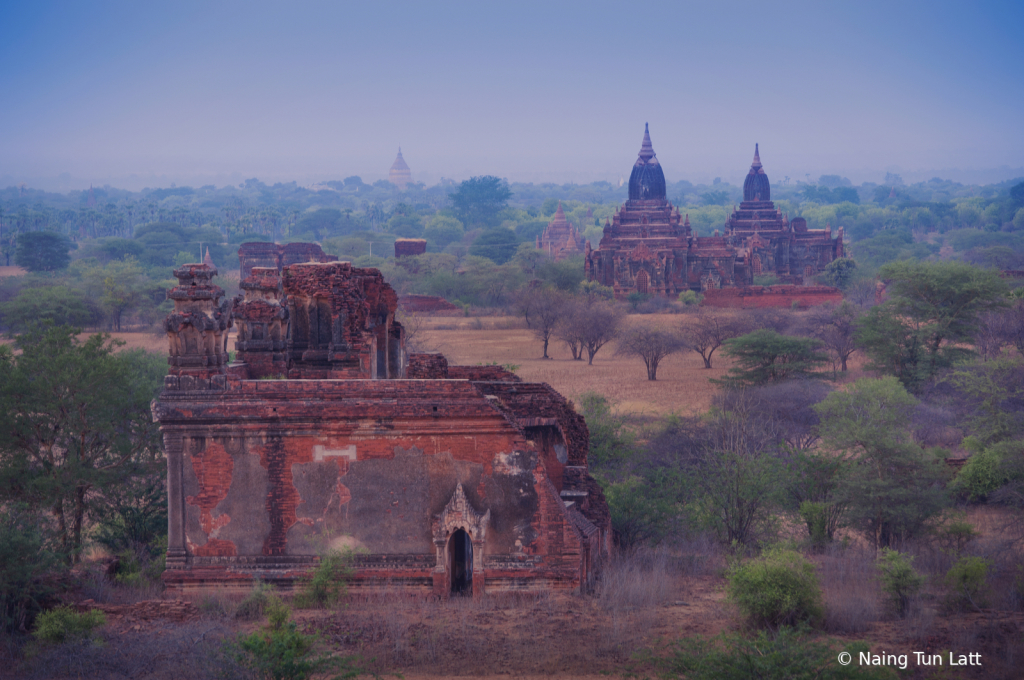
2,0,1023,191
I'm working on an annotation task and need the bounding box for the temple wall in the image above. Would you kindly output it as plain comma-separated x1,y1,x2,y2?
157,379,586,595
701,285,843,308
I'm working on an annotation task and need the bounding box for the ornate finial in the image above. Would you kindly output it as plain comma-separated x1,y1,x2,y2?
555,201,565,219
638,123,655,161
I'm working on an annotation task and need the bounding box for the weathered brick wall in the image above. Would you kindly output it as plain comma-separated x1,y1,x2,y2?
448,365,522,382
157,378,594,595
398,294,460,313
701,284,843,308
407,353,449,378
394,239,427,258
238,242,337,280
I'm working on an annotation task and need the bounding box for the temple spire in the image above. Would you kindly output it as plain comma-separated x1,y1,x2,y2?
751,143,762,169
638,123,655,161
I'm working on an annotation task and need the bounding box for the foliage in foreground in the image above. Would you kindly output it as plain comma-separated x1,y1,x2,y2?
32,606,106,644
875,548,924,618
657,626,897,680
0,504,63,635
230,599,362,680
727,549,823,630
294,549,355,609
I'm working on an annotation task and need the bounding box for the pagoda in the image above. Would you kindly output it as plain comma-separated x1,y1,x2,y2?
389,148,412,189
584,124,690,298
536,202,585,262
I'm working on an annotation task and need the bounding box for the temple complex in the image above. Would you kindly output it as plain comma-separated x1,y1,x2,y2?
155,247,610,597
584,127,844,298
536,202,586,261
389,148,412,189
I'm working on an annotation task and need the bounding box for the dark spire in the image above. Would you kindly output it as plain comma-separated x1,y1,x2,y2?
628,123,666,202
638,123,655,161
752,143,762,169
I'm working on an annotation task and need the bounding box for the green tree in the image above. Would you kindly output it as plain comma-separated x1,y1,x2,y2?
449,176,512,228
815,377,949,548
82,257,151,331
0,327,165,561
689,395,787,545
868,261,1009,384
820,257,858,289
604,476,674,549
423,215,464,250
0,286,100,334
14,231,74,272
714,330,827,387
469,226,518,264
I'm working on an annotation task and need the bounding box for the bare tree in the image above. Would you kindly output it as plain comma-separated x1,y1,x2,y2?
1009,299,1024,357
515,286,564,359
680,309,747,369
615,325,684,380
555,303,585,360
580,302,623,365
808,301,860,373
975,309,1011,360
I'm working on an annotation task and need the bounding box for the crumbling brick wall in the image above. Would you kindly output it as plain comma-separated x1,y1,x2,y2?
157,254,609,598
701,284,842,308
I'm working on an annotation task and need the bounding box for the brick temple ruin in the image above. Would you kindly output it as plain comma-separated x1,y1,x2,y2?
536,202,586,262
585,126,845,299
155,250,610,597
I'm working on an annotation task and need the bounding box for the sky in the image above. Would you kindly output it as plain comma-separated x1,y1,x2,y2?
2,0,1023,191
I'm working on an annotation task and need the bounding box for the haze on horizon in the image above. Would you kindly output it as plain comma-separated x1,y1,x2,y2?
2,0,1022,193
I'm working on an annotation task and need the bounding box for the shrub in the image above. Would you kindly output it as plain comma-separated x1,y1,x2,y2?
236,581,278,621
727,549,823,629
229,600,361,680
0,505,63,635
799,501,831,550
944,556,990,612
32,607,106,644
293,549,353,609
678,290,703,306
876,548,924,617
931,512,979,557
661,626,897,680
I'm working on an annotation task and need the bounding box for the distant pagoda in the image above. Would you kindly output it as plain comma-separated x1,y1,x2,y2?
536,202,585,262
389,148,412,189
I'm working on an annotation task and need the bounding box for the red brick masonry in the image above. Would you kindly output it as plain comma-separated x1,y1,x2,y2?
701,285,843,309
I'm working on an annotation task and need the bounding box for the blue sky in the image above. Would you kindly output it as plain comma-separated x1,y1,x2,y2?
2,0,1022,190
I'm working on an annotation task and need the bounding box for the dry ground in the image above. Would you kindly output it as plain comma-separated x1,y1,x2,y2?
12,518,1023,680
416,312,870,417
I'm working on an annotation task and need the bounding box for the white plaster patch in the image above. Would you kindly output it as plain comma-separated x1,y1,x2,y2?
312,444,357,462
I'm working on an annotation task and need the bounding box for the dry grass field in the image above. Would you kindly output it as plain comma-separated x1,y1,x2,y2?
416,312,870,418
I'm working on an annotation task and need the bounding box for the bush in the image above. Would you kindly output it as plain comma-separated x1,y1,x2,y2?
32,607,106,644
952,440,1023,502
293,550,353,609
678,290,703,306
944,556,990,612
930,512,979,557
236,582,278,621
229,600,361,680
876,548,924,617
0,505,63,635
661,626,897,680
727,549,823,629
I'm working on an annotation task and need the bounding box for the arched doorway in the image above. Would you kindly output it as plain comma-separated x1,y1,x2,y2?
635,269,650,294
448,529,473,595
